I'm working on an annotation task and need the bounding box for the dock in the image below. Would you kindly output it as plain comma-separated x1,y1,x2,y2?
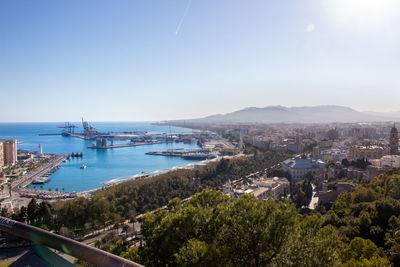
145,149,216,160
146,149,201,157
88,141,171,149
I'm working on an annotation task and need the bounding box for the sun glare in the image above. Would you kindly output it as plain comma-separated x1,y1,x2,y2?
325,0,400,28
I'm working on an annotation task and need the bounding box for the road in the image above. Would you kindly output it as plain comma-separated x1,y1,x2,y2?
308,184,319,210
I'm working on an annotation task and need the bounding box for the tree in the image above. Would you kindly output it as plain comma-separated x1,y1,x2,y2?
340,237,389,266
138,189,341,266
341,158,350,167
18,206,28,223
291,173,313,208
174,239,208,266
27,198,39,224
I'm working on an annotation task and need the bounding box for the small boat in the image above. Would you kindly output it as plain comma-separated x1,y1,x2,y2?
80,165,87,169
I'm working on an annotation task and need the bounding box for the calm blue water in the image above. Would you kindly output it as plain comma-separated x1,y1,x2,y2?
0,122,199,192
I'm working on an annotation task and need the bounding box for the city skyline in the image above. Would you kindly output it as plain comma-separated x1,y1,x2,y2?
1,0,400,122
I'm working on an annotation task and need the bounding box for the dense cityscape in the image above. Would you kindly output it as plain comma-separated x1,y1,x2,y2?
1,118,400,266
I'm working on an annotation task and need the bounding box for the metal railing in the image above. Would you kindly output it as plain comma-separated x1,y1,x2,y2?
0,216,143,267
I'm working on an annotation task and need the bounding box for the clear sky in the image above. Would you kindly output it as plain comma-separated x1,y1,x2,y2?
1,0,400,122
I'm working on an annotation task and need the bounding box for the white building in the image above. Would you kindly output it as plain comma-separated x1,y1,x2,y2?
37,144,43,157
282,158,326,185
379,155,400,168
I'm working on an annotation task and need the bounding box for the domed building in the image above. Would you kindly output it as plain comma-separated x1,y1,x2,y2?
390,124,399,155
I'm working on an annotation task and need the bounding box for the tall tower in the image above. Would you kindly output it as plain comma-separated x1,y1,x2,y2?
37,144,43,157
3,139,17,165
0,142,4,167
390,124,399,155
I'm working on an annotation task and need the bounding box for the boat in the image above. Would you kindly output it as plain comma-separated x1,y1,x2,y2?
80,165,87,169
32,177,50,184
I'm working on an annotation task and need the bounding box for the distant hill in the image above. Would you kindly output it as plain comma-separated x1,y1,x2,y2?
172,105,400,124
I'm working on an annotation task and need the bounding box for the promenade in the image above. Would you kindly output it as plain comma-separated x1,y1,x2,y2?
102,154,243,186
1,155,72,209
0,153,246,210
11,154,67,190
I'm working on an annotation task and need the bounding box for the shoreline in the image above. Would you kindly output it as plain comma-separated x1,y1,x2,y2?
100,154,243,188
16,154,244,200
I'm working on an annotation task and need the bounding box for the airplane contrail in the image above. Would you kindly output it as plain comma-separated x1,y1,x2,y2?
175,0,192,35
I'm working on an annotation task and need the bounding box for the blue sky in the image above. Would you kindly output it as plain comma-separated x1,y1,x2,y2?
1,0,400,122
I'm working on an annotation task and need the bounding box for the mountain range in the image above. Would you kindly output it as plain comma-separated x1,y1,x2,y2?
172,105,400,124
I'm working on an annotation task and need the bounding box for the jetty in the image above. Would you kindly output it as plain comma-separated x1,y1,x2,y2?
146,149,217,160
38,133,62,136
88,140,171,149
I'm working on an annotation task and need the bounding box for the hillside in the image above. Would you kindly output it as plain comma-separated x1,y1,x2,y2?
173,105,399,124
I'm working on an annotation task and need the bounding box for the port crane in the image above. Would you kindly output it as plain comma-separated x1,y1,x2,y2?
58,122,78,135
81,118,98,138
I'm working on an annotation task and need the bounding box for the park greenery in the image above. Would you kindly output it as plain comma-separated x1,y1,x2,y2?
1,151,290,236
96,167,400,266
3,152,400,266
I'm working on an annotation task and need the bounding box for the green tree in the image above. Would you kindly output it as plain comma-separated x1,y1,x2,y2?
138,189,342,266
291,173,313,208
340,237,389,266
27,198,39,224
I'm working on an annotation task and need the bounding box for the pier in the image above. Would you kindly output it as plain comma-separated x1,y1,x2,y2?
146,149,216,160
88,140,171,149
38,133,62,136
146,149,201,157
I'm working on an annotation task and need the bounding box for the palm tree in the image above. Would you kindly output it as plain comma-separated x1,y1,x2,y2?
33,186,36,189
40,185,43,190
49,188,52,192
62,188,65,192
55,188,58,192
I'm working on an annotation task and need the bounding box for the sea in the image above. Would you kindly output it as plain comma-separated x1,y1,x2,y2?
0,122,200,192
